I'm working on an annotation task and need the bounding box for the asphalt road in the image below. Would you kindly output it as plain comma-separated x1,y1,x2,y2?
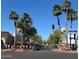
1,48,78,59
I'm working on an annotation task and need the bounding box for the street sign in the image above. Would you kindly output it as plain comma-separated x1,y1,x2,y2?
69,30,77,33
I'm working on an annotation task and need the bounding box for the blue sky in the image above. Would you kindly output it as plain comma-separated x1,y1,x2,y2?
1,0,78,40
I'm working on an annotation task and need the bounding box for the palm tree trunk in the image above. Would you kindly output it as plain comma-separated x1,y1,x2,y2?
23,28,26,48
70,19,73,29
14,22,17,46
70,34,71,48
21,36,23,49
57,16,60,29
65,11,69,47
65,20,68,45
70,19,73,48
27,35,30,48
57,16,61,44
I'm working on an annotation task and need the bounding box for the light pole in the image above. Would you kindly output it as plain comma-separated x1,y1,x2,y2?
61,27,67,44
17,28,23,49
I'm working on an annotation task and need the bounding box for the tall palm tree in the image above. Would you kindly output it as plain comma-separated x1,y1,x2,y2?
62,0,71,45
28,27,37,47
62,0,71,27
22,13,32,42
9,10,19,46
21,13,32,48
53,5,62,29
62,0,71,13
66,9,77,47
66,9,77,29
17,20,36,48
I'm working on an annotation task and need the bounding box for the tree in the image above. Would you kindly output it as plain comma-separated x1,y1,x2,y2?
9,11,37,49
47,29,62,44
62,0,71,13
66,9,77,47
16,13,32,48
53,5,62,29
16,12,37,48
21,12,32,43
28,27,37,37
31,35,43,44
9,10,19,45
66,9,77,29
47,34,53,44
43,40,47,44
53,30,61,44
62,0,71,45
62,0,78,29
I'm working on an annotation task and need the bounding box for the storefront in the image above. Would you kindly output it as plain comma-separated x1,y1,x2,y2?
68,30,78,50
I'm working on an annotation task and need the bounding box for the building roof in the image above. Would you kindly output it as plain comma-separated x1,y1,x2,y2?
1,31,14,40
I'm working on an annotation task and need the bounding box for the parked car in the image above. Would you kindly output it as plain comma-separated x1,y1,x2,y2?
52,44,58,49
33,44,42,50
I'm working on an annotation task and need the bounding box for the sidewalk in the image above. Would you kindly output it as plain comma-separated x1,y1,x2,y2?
14,49,32,52
1,49,32,52
52,49,78,54
1,49,14,52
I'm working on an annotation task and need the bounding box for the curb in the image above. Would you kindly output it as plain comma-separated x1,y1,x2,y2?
1,49,14,52
52,49,78,54
14,49,32,52
1,49,31,52
14,49,25,52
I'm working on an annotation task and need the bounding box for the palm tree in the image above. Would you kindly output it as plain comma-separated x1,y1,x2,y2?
28,27,37,48
62,0,71,13
62,0,71,27
28,27,37,37
66,9,77,29
62,0,71,45
21,13,32,48
22,13,32,42
17,21,37,48
9,10,19,46
66,9,77,47
53,5,62,29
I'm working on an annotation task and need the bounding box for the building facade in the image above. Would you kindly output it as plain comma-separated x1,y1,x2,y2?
61,30,78,45
1,31,14,49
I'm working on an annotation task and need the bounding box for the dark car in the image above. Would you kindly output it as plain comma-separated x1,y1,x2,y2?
33,44,42,50
52,44,58,48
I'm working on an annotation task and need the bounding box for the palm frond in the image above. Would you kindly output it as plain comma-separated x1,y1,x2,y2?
53,5,62,16
9,10,19,21
66,9,78,21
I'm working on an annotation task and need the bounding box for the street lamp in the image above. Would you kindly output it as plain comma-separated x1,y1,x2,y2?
61,28,66,33
61,28,66,44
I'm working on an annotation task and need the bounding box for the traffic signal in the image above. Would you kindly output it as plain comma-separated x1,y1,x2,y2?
52,24,55,30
